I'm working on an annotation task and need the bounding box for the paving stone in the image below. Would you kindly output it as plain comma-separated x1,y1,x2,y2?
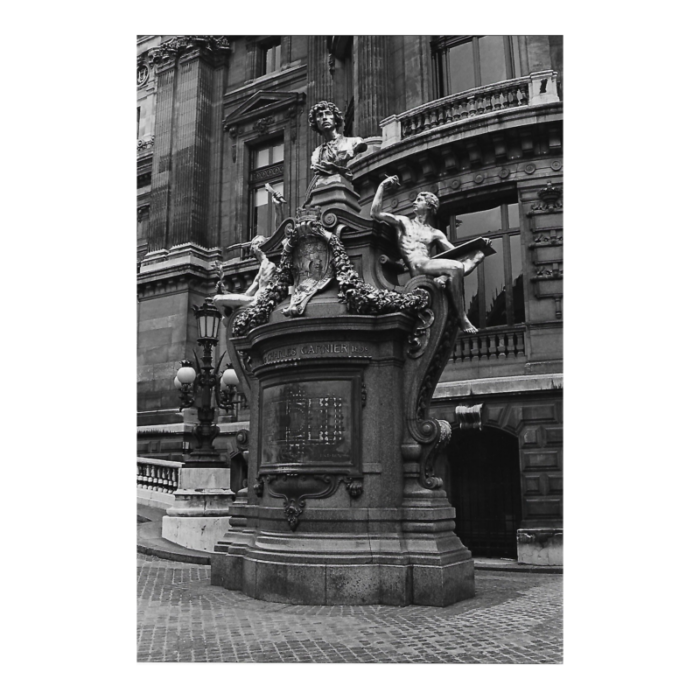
137,553,562,663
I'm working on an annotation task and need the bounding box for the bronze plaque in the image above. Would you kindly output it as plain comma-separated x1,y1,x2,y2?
260,379,354,469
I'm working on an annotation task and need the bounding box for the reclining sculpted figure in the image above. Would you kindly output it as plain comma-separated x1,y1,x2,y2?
212,235,277,313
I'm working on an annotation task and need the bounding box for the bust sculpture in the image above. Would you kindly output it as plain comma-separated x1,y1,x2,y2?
371,176,490,333
309,101,367,179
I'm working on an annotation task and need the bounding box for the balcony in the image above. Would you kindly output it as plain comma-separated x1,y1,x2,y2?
450,325,526,364
380,71,560,146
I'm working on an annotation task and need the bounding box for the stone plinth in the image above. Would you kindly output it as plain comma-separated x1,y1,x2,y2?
306,174,361,212
162,464,235,552
517,528,563,566
211,288,475,606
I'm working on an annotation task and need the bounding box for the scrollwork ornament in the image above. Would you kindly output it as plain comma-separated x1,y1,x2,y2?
322,211,338,229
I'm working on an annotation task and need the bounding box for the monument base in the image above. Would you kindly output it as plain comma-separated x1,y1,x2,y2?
211,502,475,606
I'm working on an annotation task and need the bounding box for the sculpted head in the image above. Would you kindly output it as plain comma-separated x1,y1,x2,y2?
413,191,439,216
250,235,268,259
308,101,344,135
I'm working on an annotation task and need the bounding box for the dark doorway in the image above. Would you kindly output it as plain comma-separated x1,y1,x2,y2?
445,427,522,558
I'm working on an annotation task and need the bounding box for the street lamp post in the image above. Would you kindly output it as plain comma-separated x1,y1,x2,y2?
162,297,240,552
174,297,240,461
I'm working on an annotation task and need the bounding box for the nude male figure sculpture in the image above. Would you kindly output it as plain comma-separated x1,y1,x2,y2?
371,176,487,333
212,235,277,313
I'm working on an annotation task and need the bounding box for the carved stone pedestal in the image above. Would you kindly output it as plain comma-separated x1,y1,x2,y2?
211,284,475,606
306,173,361,213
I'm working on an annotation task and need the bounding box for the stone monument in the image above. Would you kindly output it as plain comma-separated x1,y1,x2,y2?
210,100,491,606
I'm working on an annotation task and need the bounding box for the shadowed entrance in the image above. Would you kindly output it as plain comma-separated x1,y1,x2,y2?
446,427,522,558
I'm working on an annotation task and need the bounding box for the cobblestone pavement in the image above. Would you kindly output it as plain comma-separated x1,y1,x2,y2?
137,553,562,663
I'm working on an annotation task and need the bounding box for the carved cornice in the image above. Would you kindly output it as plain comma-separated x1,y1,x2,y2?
147,35,231,68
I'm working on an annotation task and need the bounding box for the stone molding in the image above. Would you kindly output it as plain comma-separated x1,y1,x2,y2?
146,35,231,68
138,422,248,436
434,373,563,400
353,103,562,181
223,89,306,133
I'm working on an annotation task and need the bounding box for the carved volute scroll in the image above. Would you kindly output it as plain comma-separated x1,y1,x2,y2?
402,276,461,489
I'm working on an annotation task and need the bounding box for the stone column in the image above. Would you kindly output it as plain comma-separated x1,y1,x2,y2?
354,35,390,137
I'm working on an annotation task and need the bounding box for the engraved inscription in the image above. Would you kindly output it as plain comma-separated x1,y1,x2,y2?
263,343,370,364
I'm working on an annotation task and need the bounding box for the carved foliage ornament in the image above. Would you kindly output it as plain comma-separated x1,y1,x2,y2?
530,181,563,212
253,116,275,134
230,211,429,337
253,473,363,531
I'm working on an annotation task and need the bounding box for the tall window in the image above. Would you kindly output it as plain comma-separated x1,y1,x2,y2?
249,139,284,240
433,36,522,97
441,195,525,328
260,37,281,75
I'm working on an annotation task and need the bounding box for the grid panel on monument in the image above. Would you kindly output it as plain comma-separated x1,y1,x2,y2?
444,198,524,328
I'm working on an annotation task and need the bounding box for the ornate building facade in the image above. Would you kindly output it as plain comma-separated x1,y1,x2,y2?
137,35,563,565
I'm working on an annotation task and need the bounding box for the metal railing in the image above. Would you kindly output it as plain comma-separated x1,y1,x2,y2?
137,457,182,494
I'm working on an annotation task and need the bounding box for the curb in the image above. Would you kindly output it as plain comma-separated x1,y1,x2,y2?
137,542,211,565
474,563,562,574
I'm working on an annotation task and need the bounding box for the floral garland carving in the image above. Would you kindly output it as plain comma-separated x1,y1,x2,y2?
231,225,429,337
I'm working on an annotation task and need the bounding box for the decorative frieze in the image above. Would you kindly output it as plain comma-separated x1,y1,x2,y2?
147,35,231,67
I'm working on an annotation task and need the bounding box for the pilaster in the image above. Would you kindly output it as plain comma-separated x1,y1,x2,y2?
146,36,231,252
354,36,390,137
148,58,177,252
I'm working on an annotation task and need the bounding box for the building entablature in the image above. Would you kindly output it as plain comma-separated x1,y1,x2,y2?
145,35,232,71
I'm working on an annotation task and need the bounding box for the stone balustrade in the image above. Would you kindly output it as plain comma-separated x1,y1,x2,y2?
137,457,182,494
450,326,526,364
380,71,559,145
